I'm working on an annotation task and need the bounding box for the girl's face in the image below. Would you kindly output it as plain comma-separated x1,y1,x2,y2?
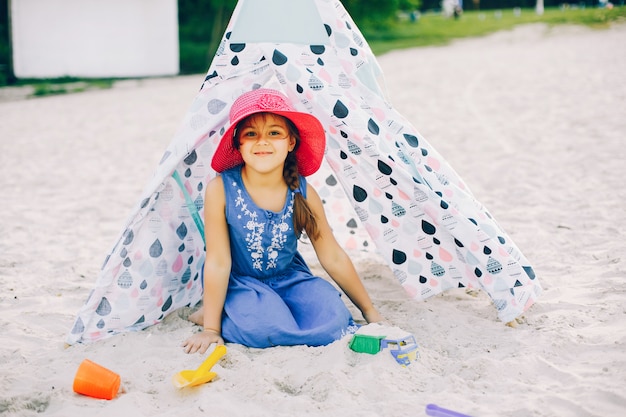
236,113,296,175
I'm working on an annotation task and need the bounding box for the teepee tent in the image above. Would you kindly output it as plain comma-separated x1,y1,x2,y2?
67,0,541,345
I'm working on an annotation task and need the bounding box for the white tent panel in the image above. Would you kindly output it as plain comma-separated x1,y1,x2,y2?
230,0,329,44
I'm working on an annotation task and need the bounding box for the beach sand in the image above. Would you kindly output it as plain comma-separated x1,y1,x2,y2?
1,23,625,416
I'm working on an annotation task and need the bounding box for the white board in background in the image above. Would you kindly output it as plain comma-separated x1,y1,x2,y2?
10,0,179,79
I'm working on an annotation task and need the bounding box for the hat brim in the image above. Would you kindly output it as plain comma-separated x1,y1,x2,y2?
211,110,325,177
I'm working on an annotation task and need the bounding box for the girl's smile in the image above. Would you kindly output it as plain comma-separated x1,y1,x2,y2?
237,113,296,173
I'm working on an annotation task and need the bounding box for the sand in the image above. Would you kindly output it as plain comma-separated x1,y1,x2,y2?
1,22,625,417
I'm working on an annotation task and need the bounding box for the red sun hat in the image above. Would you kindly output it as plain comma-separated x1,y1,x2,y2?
211,88,326,176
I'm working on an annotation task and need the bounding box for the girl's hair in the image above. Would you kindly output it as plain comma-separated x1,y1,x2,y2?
234,113,320,240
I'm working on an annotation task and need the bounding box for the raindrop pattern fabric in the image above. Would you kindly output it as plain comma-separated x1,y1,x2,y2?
67,0,541,345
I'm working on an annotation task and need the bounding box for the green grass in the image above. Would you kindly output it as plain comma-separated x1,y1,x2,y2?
365,6,626,55
24,77,115,97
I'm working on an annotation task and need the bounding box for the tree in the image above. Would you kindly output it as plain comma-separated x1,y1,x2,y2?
399,0,422,11
341,0,401,29
178,0,237,74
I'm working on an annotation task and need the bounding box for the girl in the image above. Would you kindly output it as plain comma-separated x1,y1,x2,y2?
182,88,383,353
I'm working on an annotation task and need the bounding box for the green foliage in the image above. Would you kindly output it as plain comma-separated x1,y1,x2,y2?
399,0,422,11
19,78,115,97
0,0,10,86
342,0,401,29
178,0,237,74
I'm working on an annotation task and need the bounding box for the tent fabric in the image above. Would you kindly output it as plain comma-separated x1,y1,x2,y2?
67,0,541,345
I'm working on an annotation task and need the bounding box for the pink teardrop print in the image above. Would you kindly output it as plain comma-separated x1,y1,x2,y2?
172,254,183,273
439,247,453,262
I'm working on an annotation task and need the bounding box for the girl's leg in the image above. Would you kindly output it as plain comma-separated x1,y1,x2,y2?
275,274,353,344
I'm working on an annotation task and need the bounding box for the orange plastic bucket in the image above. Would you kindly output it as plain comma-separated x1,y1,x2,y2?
73,359,121,400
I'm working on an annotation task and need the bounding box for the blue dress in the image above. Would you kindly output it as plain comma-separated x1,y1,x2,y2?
217,167,355,348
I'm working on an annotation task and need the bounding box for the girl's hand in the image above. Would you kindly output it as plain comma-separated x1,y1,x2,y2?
182,329,224,354
363,308,385,324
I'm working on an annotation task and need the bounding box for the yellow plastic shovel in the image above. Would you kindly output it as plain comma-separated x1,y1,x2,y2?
172,345,227,388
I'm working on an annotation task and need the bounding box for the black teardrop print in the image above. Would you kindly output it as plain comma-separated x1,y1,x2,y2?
184,150,197,165
161,295,173,312
392,249,407,265
123,229,134,245
272,49,288,65
181,267,191,284
353,185,368,202
333,100,349,118
403,133,419,147
368,119,380,135
176,223,188,239
523,266,536,279
378,160,392,175
422,220,436,235
230,43,245,52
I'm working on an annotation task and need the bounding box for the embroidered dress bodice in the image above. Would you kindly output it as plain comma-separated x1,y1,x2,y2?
221,167,307,279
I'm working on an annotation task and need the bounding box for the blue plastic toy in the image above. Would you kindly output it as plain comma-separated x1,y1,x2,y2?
425,404,473,417
380,334,418,366
349,332,419,366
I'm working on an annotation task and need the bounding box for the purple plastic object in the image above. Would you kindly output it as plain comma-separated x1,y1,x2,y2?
425,404,473,417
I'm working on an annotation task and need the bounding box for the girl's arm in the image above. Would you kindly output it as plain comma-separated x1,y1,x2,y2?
182,176,231,353
306,184,383,323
